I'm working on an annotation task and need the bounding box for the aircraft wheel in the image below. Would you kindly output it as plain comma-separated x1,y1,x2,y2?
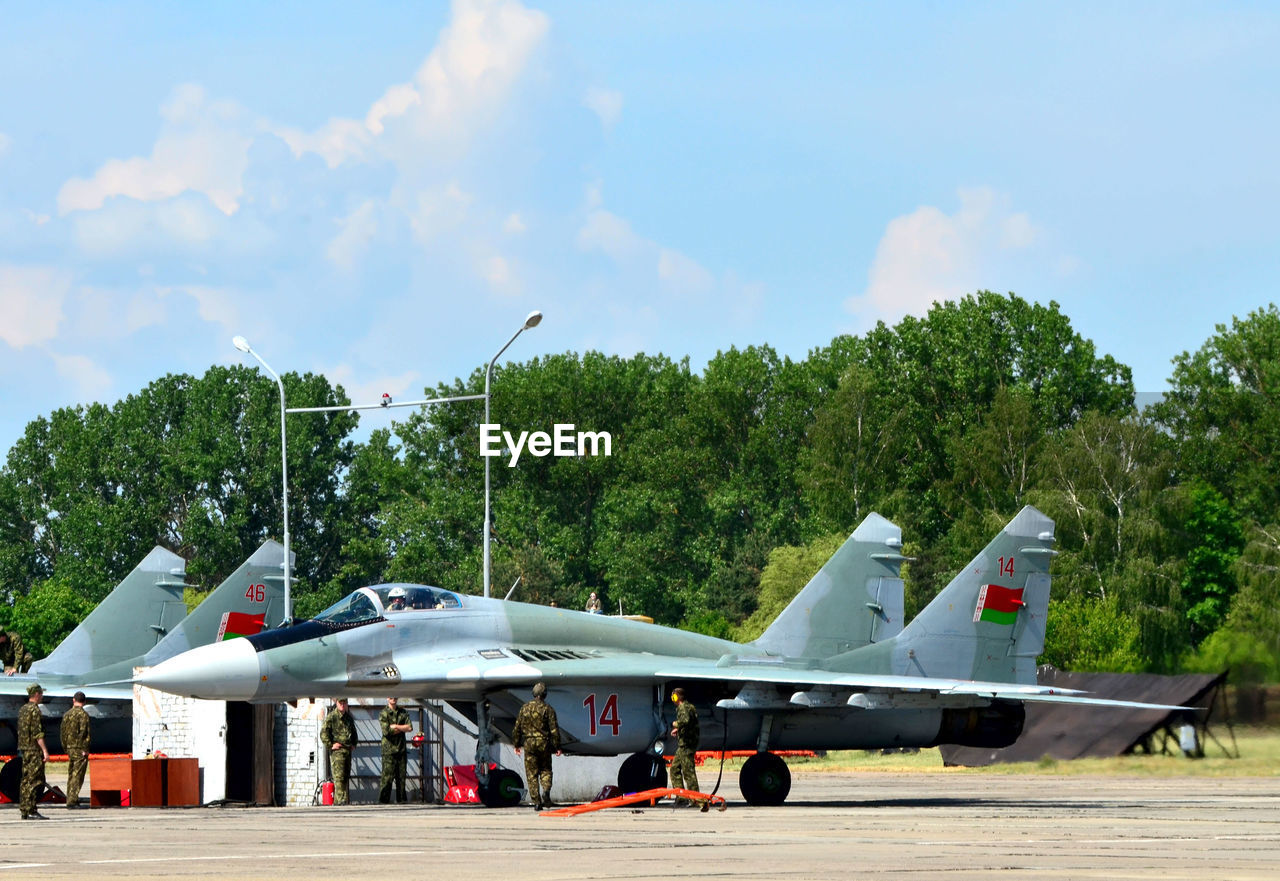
739,752,791,806
617,751,667,794
478,767,525,807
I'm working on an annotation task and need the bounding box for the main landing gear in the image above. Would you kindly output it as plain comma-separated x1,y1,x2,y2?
478,767,524,808
474,697,524,807
617,751,668,794
738,751,791,806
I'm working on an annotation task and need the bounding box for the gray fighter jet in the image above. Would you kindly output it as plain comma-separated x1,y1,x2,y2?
139,507,1185,805
0,540,288,753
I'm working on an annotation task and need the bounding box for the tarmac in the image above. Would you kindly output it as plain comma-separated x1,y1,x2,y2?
3,771,1279,880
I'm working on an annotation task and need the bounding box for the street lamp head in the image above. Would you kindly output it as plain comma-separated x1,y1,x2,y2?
232,335,252,353
523,310,543,330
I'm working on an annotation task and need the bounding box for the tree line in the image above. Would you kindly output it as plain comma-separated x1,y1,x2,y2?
1,292,1277,684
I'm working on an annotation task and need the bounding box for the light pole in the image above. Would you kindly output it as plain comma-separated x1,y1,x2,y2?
232,336,293,626
483,310,542,598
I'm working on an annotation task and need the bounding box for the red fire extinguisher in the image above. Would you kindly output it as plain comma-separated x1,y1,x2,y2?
320,781,335,805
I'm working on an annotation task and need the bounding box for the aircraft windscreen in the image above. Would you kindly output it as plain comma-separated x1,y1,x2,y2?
374,584,462,612
315,591,380,625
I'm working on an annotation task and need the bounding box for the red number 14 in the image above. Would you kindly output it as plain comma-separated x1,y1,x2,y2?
583,693,621,736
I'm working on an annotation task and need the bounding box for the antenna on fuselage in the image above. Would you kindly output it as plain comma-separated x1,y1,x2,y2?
503,576,522,601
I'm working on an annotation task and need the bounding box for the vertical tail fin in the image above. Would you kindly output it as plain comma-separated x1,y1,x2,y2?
752,513,909,658
141,539,289,665
30,547,188,676
894,506,1055,684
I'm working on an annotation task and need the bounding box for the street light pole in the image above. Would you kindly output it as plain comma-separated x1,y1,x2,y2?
232,336,293,626
483,310,543,599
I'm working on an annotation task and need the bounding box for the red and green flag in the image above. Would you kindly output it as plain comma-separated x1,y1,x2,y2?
972,584,1024,626
217,611,266,641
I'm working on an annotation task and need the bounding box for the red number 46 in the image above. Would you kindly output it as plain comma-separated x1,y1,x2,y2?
245,583,266,602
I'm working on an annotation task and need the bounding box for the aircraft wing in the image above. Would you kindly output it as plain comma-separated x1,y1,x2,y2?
397,650,1192,712
0,677,134,702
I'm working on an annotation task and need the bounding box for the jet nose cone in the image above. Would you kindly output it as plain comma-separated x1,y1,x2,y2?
137,638,262,700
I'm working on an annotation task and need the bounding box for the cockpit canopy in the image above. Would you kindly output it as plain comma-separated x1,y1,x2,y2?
314,583,462,625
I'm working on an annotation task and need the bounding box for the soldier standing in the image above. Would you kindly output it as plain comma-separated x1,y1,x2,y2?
668,687,700,805
378,697,412,804
0,630,33,675
321,697,356,805
18,683,50,819
511,682,561,811
60,691,91,808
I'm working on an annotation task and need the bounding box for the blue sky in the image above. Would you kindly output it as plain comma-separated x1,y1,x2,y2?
2,1,1278,454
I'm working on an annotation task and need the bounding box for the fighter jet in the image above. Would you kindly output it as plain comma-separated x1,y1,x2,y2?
139,507,1186,805
0,540,288,753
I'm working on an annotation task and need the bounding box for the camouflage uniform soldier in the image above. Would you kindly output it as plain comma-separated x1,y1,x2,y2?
321,698,356,805
60,691,92,808
512,681,560,811
378,697,412,804
18,683,50,819
0,630,33,675
669,687,700,804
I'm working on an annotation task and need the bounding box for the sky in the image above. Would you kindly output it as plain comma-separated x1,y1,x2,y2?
2,1,1278,454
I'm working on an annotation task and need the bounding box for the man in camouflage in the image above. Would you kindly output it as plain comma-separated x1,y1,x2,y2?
669,687,700,805
0,630,33,675
18,683,50,819
60,691,92,808
512,681,560,811
321,697,356,805
378,696,412,804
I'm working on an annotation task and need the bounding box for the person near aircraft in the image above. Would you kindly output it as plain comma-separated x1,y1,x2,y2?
669,687,700,805
387,586,408,612
0,631,33,675
585,592,602,614
18,683,49,819
321,698,356,805
60,691,91,808
378,697,412,803
512,681,561,811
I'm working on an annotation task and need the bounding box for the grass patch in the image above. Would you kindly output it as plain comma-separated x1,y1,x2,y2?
754,726,1280,777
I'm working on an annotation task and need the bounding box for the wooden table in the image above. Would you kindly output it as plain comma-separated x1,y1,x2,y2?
89,756,200,806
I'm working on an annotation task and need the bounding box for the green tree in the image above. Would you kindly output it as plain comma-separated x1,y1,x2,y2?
2,579,93,659
1151,304,1280,522
1180,484,1244,644
1035,412,1185,670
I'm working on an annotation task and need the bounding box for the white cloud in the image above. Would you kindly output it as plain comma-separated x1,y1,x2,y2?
577,209,645,262
658,248,714,294
75,287,169,339
846,187,1043,327
277,0,549,169
583,86,623,130
502,213,526,234
0,264,72,349
408,183,473,247
327,200,380,270
157,284,244,339
57,84,254,217
577,204,717,296
479,253,522,295
49,352,113,399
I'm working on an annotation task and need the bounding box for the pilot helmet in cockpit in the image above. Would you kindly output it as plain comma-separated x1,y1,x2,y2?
387,586,407,610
